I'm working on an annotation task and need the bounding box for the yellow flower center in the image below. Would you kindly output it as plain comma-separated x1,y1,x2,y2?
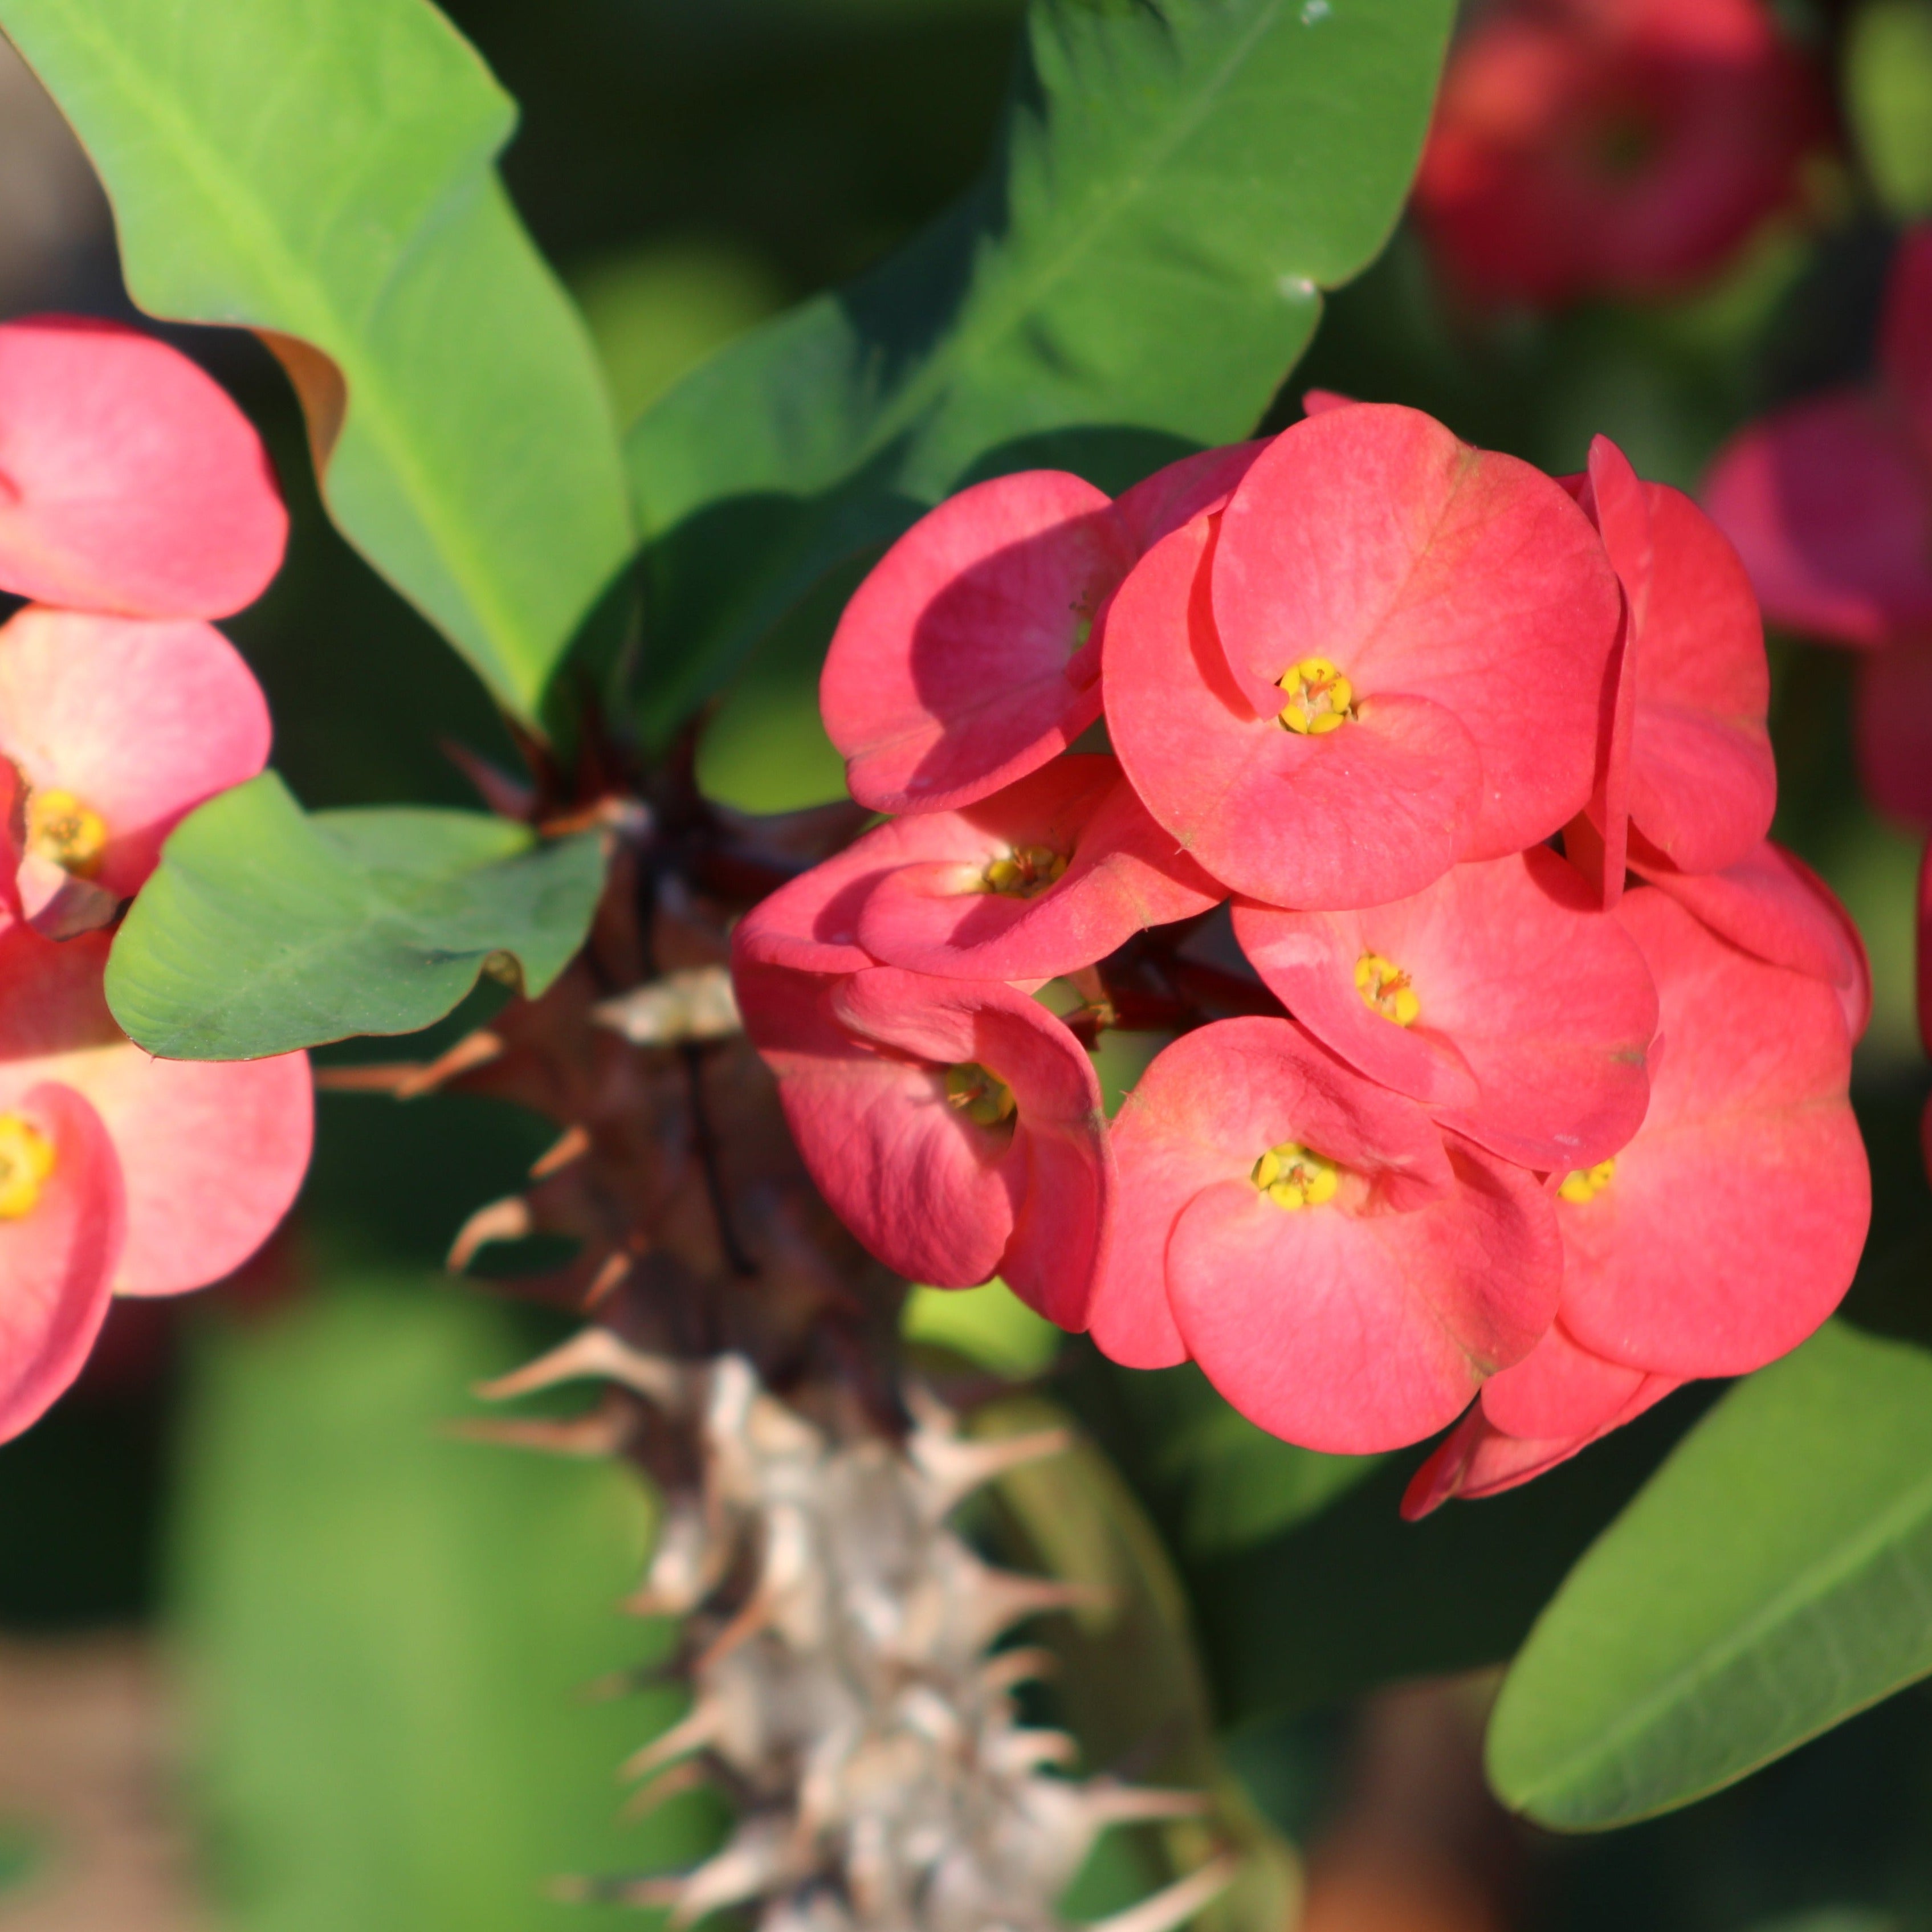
1277,657,1354,735
1250,1140,1340,1212
26,787,107,877
982,845,1069,900
1355,953,1420,1027
0,1113,56,1219
945,1062,1017,1130
1557,1159,1617,1205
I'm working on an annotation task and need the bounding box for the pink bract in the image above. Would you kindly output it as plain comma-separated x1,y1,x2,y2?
818,444,1265,817
1555,887,1866,1379
1104,406,1618,909
1571,437,1775,881
1633,839,1870,1044
854,755,1222,983
1087,1017,1560,1454
1232,844,1657,1171
732,951,1112,1328
0,315,287,620
1412,0,1827,308
0,607,272,935
1704,226,1932,647
1854,631,1932,828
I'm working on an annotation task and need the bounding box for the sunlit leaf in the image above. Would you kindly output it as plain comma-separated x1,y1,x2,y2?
106,773,604,1060
1488,1323,1932,1831
0,0,632,719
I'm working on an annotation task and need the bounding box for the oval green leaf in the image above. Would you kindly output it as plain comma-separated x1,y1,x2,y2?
1488,1322,1932,1831
0,0,633,719
629,0,1456,736
105,773,606,1060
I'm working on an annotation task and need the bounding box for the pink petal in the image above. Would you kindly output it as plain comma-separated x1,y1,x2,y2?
1854,631,1932,829
1556,888,1868,1377
857,756,1222,981
0,316,287,619
0,928,310,1294
736,959,1018,1287
1703,392,1932,646
820,471,1136,814
1635,839,1870,1044
1209,405,1618,859
1111,441,1267,555
0,608,272,900
0,1079,123,1442
1104,512,1485,910
1400,1371,1680,1517
1169,1133,1559,1454
1236,846,1657,1170
1476,1318,1645,1440
1571,437,1649,906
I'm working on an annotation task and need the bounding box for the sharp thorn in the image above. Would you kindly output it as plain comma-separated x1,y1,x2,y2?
1082,1854,1240,1932
530,1122,593,1179
581,1248,635,1311
475,1328,683,1406
619,1758,711,1821
394,1028,506,1099
447,1195,534,1271
1082,1784,1214,1827
312,1062,423,1093
620,1699,723,1782
441,1405,634,1460
979,1646,1058,1694
912,1425,1072,1509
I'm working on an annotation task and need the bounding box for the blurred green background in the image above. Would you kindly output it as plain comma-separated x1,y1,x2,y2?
5,0,1932,1926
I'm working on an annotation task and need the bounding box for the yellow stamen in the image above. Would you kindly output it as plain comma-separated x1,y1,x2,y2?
26,787,107,878
1278,657,1355,735
1250,1140,1340,1212
1354,953,1420,1027
945,1062,1018,1130
1556,1158,1617,1205
981,845,1069,900
0,1113,56,1219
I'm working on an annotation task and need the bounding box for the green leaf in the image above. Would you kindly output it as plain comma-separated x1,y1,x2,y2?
105,773,605,1060
0,0,632,719
627,0,1456,735
1846,1,1932,220
1488,1323,1932,1831
171,1281,714,1930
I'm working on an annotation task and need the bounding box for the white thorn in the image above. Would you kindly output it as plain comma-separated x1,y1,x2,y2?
593,967,742,1045
1081,1784,1214,1827
671,1821,790,1927
1083,1854,1240,1932
474,1327,683,1406
621,1698,724,1782
979,1646,1058,1694
911,1425,1071,1513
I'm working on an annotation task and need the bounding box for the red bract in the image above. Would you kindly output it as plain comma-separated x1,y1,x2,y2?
1087,1017,1560,1454
1705,227,1932,647
1412,0,1826,308
1232,845,1656,1171
0,607,272,936
853,755,1222,983
819,445,1261,816
0,315,287,619
1104,405,1618,908
732,885,1112,1326
1568,437,1775,885
0,929,311,1440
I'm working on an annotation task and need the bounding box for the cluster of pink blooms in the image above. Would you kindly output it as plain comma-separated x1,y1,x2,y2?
734,397,1873,1510
1412,0,1827,308
1707,222,1932,1179
0,316,309,1440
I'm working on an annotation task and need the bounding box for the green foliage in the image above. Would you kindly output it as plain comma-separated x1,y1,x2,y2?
170,1282,708,1931
627,0,1456,737
0,0,632,720
105,774,604,1060
1846,1,1932,219
900,1279,1063,1379
1488,1324,1932,1831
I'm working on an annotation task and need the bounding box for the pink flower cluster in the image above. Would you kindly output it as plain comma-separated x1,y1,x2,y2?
0,316,310,1439
1412,0,1827,309
734,400,1872,1509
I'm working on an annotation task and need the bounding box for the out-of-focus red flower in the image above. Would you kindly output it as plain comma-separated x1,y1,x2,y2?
1707,227,1932,651
1232,845,1657,1171
1412,0,1828,308
1087,1017,1561,1453
1405,886,1866,1512
819,445,1261,816
732,861,1112,1326
1103,405,1618,910
0,930,311,1440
